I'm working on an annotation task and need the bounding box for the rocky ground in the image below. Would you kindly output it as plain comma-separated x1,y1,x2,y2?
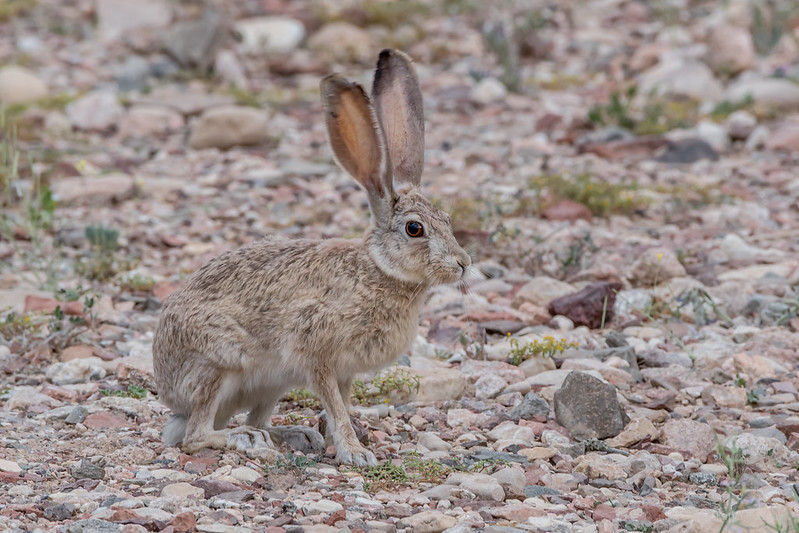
2,0,799,531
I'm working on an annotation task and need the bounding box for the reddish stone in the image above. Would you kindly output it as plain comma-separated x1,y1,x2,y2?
524,465,546,485
84,412,129,429
25,295,83,315
542,199,593,222
168,511,197,532
40,383,77,401
593,503,616,521
325,509,347,526
109,509,138,522
777,419,799,439
60,345,97,361
264,528,286,533
642,504,666,521
580,136,668,162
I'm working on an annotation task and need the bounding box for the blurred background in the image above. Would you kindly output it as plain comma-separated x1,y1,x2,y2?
1,0,799,324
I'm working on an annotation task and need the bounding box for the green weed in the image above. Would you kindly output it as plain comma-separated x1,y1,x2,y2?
529,174,649,217
284,388,321,410
507,335,577,366
352,367,421,405
100,385,148,399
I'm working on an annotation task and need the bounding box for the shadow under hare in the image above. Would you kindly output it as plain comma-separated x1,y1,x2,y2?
153,49,470,466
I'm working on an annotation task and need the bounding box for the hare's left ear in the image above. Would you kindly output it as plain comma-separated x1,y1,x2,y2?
372,49,425,187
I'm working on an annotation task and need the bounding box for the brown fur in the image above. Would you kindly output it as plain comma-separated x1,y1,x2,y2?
153,49,470,465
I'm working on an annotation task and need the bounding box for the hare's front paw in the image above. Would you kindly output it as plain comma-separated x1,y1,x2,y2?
225,427,275,451
337,445,377,466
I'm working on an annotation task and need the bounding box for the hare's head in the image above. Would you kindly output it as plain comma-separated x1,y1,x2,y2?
321,49,470,285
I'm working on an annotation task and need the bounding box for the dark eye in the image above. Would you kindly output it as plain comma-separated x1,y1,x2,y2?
405,221,424,238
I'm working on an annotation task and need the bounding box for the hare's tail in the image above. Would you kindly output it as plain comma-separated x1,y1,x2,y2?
162,414,188,446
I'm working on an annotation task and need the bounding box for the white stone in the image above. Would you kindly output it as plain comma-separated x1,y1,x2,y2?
0,459,22,473
235,16,305,53
161,482,205,500
0,65,48,104
726,77,799,108
66,91,125,131
303,499,344,515
418,432,451,452
470,77,507,105
230,466,262,484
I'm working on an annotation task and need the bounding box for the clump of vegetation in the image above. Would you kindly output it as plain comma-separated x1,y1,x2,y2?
352,367,421,405
358,452,451,491
709,96,754,121
529,173,649,217
751,2,799,55
273,452,317,471
715,439,748,531
0,294,96,352
99,385,148,399
281,367,421,409
588,86,702,135
507,335,577,366
0,0,36,21
284,388,321,409
76,224,133,281
117,273,156,293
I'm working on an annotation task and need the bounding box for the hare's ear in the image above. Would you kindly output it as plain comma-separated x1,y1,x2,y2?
372,49,424,187
321,74,393,219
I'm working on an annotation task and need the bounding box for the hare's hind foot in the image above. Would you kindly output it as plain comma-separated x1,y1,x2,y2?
266,425,325,454
181,426,275,454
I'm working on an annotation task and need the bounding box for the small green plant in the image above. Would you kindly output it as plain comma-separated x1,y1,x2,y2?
746,389,760,405
507,335,577,366
734,374,747,388
284,388,321,409
274,452,317,471
357,453,452,491
359,459,410,491
77,224,132,281
709,96,755,121
588,86,637,130
352,367,421,405
100,385,148,399
117,273,156,293
403,452,451,483
529,174,649,218
715,439,748,532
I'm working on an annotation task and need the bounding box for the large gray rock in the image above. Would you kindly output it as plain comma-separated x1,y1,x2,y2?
553,371,629,440
163,8,226,70
507,392,550,421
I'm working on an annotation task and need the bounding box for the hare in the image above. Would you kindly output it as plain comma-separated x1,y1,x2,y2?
153,49,471,466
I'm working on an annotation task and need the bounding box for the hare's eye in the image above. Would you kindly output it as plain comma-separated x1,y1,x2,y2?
405,221,424,238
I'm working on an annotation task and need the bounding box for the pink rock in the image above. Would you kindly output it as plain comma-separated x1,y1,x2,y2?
542,199,593,222
84,412,129,429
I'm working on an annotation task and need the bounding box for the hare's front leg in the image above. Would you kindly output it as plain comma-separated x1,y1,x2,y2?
314,373,376,466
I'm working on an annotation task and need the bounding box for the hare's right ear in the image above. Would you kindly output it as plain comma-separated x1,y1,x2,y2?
372,49,424,187
321,74,392,221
